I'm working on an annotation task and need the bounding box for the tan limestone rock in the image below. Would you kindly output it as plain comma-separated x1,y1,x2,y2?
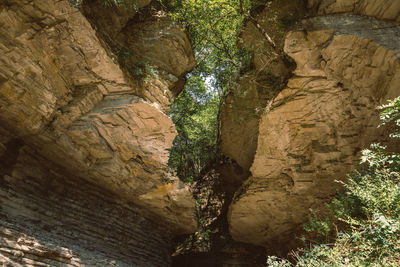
219,73,272,171
0,0,196,233
82,1,196,112
0,149,175,266
228,15,400,246
139,178,197,234
309,0,400,22
219,0,304,171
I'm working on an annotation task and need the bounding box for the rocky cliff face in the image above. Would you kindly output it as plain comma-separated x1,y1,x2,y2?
0,147,174,266
221,0,400,250
309,0,400,21
1,0,400,265
0,0,196,265
219,0,303,172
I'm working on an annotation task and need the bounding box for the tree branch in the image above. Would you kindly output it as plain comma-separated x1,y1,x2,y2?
248,15,278,51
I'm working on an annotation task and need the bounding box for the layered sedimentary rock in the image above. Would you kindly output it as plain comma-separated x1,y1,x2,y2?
0,146,173,266
226,2,400,248
0,0,196,265
219,73,275,171
219,0,304,171
82,0,195,112
309,0,400,22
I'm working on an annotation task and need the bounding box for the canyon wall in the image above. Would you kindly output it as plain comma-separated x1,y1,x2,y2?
1,0,400,265
221,0,400,250
0,0,196,265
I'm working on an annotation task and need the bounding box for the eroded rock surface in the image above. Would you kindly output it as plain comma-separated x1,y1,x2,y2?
0,147,173,266
82,0,196,112
227,12,400,247
0,0,196,233
0,0,196,265
219,0,304,171
219,73,275,171
309,0,400,22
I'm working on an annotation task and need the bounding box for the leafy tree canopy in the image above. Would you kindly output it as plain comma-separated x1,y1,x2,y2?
165,0,266,182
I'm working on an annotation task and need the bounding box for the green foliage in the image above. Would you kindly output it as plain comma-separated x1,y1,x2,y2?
114,48,159,81
266,256,291,267
303,209,333,241
168,75,219,183
166,0,265,182
163,0,257,74
379,96,400,139
267,97,400,266
132,61,159,81
165,1,301,183
68,0,81,8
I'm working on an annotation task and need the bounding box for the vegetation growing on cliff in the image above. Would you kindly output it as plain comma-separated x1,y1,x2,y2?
165,0,304,183
165,0,264,182
67,0,293,183
267,97,400,266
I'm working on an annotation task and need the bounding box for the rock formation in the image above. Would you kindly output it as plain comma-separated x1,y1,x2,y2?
172,160,265,266
0,147,174,266
1,0,400,265
309,0,400,21
219,0,303,172
0,0,196,265
222,0,400,250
